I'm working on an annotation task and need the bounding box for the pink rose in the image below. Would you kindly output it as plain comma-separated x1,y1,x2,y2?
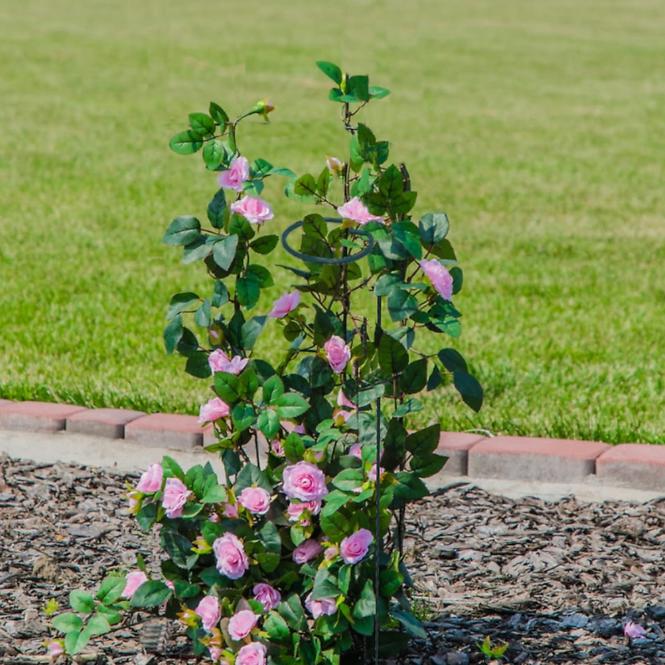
209,512,220,523
230,196,273,225
223,502,239,518
337,390,355,408
340,528,373,564
121,570,148,599
419,259,453,300
282,461,328,501
324,545,339,560
198,397,231,425
349,443,362,459
236,643,267,665
218,155,250,192
209,646,224,662
335,409,353,424
162,477,190,518
238,487,271,515
270,439,285,457
46,640,64,658
213,533,249,580
324,335,351,374
165,579,175,590
337,197,383,225
136,463,163,493
195,595,221,632
368,464,385,482
287,500,321,522
624,621,647,639
305,593,337,619
228,609,259,641
209,349,249,375
253,583,281,612
292,538,323,564
292,423,306,434
269,291,300,318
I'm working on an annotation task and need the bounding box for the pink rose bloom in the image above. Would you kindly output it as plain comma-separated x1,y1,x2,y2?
198,397,231,425
209,646,224,662
324,545,339,560
368,464,385,482
136,463,163,493
324,335,351,374
349,443,362,459
165,579,175,590
46,640,64,658
195,595,221,632
209,512,220,523
238,487,271,515
335,409,353,424
282,461,328,501
624,621,647,639
337,390,355,408
223,502,239,519
213,533,249,580
270,439,285,457
269,291,300,318
218,155,250,192
292,423,306,434
121,570,148,599
337,197,383,225
340,528,374,564
286,500,321,522
419,259,453,300
292,538,324,564
305,593,337,619
230,196,274,225
236,643,267,665
162,477,190,518
253,583,281,612
209,349,249,375
228,609,259,641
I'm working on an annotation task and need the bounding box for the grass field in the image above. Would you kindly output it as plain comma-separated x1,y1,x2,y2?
1,1,664,443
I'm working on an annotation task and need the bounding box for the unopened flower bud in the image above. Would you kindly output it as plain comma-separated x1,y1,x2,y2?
326,156,344,176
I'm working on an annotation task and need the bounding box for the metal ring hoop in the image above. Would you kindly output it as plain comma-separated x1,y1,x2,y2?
281,217,375,265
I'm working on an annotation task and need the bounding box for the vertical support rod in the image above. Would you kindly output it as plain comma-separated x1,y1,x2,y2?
374,294,382,665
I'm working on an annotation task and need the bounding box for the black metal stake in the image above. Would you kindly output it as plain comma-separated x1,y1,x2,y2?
374,294,382,665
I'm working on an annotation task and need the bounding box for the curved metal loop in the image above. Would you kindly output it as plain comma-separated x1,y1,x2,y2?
281,217,375,266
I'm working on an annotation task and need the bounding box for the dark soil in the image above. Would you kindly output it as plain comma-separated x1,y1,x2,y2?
1,454,664,664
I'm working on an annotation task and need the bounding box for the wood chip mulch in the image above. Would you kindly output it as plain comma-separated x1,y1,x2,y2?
1,454,664,665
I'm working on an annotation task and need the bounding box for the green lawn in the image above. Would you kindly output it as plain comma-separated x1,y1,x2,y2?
1,0,664,443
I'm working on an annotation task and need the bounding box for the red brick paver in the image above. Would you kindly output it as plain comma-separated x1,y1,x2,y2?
67,408,146,439
0,401,87,433
124,413,203,450
437,431,486,476
596,444,665,491
468,436,610,482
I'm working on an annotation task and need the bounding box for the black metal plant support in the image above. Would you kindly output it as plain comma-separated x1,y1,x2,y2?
282,218,385,665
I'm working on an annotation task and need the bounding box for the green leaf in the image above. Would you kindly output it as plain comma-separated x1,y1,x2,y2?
236,274,260,308
438,348,467,373
263,375,285,404
87,613,111,637
294,173,317,198
250,234,279,254
203,140,225,169
247,264,273,287
182,236,213,264
214,371,240,403
316,61,343,84
257,408,280,439
169,130,203,155
275,392,310,419
453,370,484,412
387,289,418,322
369,85,390,99
207,188,227,228
378,332,409,374
278,594,306,631
322,489,349,516
258,520,282,553
241,315,267,349
390,608,427,639
69,590,94,614
352,579,376,619
347,75,370,101
235,462,272,493
163,216,201,245
410,452,447,477
130,580,171,608
65,627,90,655
166,292,199,321
201,483,227,504
332,468,364,492
374,272,402,297
419,212,449,246
265,611,290,641
96,575,126,604
185,351,211,378
232,403,256,431
52,612,83,634
212,234,238,271
392,221,421,258
450,266,463,294
163,316,183,355
209,102,229,127
405,424,440,456
401,358,427,394
161,455,185,480
189,112,215,137
311,569,341,601
382,418,407,471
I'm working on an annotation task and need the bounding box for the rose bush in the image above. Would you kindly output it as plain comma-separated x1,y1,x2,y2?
50,61,482,663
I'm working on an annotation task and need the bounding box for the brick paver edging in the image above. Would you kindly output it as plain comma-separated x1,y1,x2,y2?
0,400,663,490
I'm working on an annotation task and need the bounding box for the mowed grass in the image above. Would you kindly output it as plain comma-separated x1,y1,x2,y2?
1,0,664,443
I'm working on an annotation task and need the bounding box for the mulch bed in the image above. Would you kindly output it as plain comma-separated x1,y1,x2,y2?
1,453,664,665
